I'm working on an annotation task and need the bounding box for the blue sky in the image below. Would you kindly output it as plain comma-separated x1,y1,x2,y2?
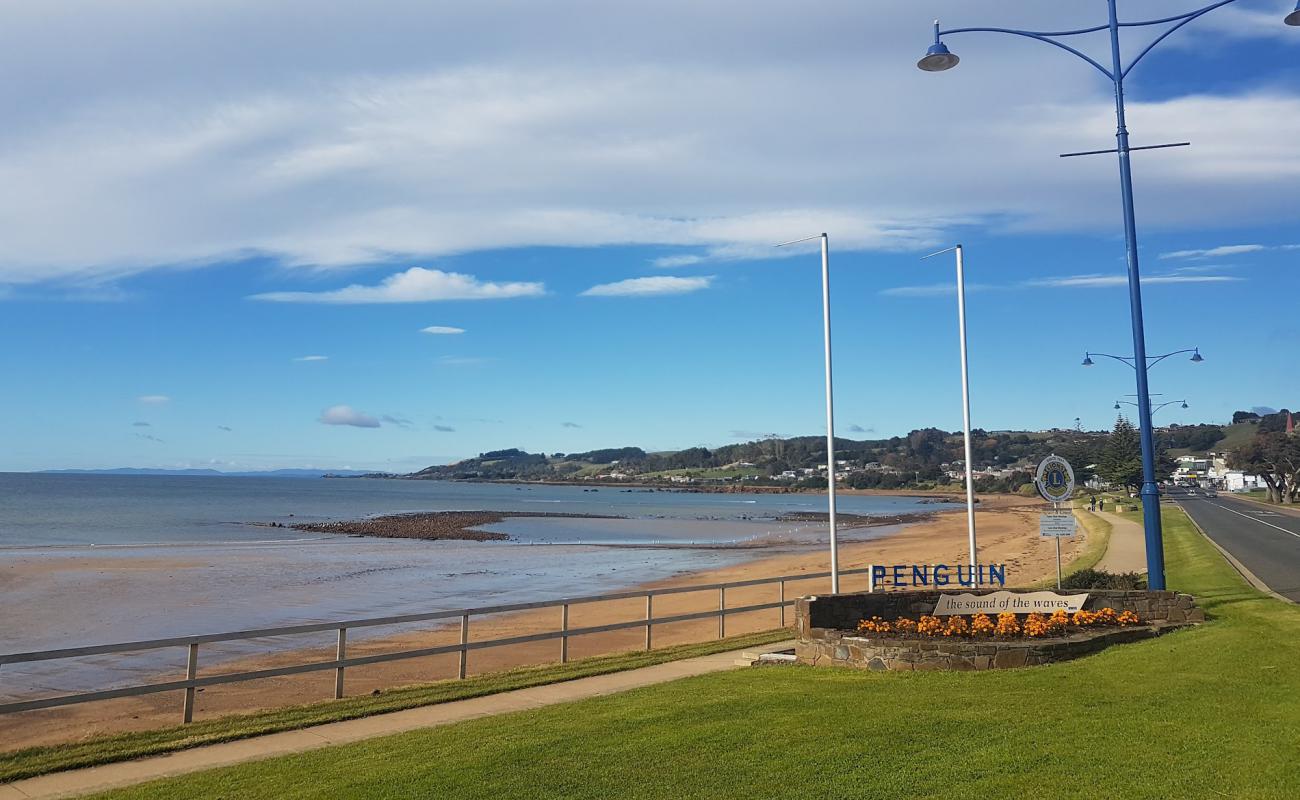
0,1,1296,471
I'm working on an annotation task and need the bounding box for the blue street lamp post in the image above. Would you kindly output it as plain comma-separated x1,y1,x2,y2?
918,2,1297,590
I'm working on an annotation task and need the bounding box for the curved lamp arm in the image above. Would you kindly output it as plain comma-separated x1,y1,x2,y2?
935,0,1250,82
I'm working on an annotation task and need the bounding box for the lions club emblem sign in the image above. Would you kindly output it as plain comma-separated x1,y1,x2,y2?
1035,455,1075,504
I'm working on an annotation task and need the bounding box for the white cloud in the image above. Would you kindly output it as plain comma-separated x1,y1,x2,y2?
1024,273,1242,289
318,405,380,428
0,3,1296,286
137,395,170,405
420,325,466,335
880,282,993,297
252,268,544,304
652,254,704,268
293,354,329,361
437,355,491,366
1159,244,1266,259
581,275,713,297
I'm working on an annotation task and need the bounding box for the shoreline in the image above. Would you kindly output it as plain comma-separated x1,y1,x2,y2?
0,494,1066,750
363,476,977,500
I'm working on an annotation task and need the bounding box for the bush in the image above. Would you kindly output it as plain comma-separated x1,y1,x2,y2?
1059,568,1147,590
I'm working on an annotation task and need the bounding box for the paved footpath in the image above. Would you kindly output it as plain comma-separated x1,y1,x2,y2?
1,641,793,800
1093,510,1148,574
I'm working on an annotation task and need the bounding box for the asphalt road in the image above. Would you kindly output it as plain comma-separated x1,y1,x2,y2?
1171,491,1300,602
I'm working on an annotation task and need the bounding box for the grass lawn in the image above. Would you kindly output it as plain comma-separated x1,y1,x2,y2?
90,507,1300,799
0,631,790,783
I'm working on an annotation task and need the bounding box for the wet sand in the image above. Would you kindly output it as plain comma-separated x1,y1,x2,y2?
0,495,1071,750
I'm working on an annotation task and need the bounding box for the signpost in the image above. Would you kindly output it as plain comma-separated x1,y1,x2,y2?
1036,455,1076,589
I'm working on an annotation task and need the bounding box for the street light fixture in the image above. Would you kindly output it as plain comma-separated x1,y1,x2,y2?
775,233,840,593
1082,348,1204,370
917,21,960,71
916,1,1292,593
1115,396,1190,417
921,244,978,585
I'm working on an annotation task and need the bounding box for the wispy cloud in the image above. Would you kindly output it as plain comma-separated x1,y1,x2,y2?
561,421,582,429
880,282,993,297
134,433,165,443
433,424,456,433
420,326,466,335
293,355,329,362
132,421,151,428
137,394,170,405
217,425,233,432
848,424,873,434
1159,244,1266,259
251,268,545,304
581,275,713,297
381,414,414,429
651,254,704,268
318,405,380,428
437,355,491,366
1024,273,1242,289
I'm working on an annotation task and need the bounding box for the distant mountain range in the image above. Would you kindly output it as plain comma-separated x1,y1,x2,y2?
38,468,375,478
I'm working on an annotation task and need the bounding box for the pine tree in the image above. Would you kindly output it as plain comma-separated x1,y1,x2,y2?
1100,416,1144,490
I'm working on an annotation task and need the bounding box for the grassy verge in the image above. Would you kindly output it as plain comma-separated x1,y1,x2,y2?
93,506,1300,799
0,630,790,783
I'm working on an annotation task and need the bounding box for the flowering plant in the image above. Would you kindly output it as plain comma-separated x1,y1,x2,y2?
893,617,919,634
994,612,1021,637
917,615,944,636
1023,612,1052,637
856,616,893,634
970,613,996,637
852,608,1142,640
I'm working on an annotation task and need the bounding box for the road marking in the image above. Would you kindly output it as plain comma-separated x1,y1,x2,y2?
1208,501,1300,541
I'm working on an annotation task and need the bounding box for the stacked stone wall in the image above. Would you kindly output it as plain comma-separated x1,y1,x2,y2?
795,589,1201,672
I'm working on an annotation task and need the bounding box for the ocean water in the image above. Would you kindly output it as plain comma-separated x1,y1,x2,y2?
0,473,943,548
0,475,946,698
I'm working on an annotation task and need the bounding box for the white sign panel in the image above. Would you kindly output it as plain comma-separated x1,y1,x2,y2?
933,591,1090,616
1039,511,1077,538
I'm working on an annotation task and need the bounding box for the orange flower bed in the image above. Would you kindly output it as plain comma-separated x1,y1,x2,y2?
855,607,1140,640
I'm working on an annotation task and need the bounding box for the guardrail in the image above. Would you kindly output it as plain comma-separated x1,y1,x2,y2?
0,567,872,724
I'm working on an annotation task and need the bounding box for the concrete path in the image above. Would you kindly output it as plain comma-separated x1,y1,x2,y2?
0,641,794,800
1094,510,1148,574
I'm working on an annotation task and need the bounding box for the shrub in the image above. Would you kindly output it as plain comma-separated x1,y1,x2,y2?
1059,569,1147,590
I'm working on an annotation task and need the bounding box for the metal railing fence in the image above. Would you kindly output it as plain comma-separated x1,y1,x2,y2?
1,567,872,723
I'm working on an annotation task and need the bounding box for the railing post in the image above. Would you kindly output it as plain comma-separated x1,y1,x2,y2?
458,614,469,680
718,586,726,639
779,579,786,627
560,603,569,664
334,628,347,700
645,594,653,651
182,642,198,724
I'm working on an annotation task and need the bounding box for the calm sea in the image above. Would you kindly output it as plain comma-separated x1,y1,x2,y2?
0,475,947,697
0,473,942,548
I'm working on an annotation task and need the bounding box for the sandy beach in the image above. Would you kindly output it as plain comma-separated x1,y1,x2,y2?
0,494,1078,750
